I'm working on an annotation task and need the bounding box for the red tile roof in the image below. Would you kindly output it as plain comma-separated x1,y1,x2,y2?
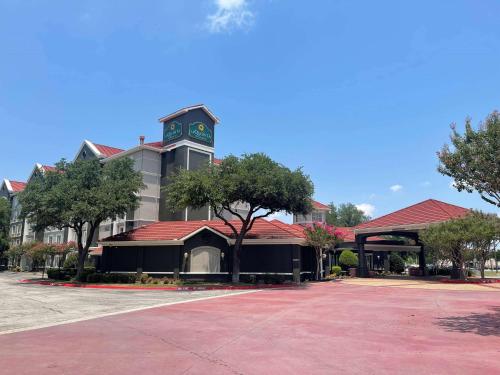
213,158,222,165
312,200,330,210
93,143,125,157
355,199,469,230
102,219,304,243
144,141,163,149
269,220,306,238
10,180,27,192
42,165,56,172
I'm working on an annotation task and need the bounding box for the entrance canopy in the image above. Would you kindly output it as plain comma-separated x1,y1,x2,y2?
353,199,469,277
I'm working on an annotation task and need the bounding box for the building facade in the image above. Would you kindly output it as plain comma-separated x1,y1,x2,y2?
2,105,250,251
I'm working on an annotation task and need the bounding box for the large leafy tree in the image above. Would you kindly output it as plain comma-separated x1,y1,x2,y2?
326,203,370,227
0,198,10,254
165,153,314,283
19,158,144,280
304,222,344,280
438,111,500,207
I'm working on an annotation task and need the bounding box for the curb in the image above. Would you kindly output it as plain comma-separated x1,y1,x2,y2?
18,279,300,291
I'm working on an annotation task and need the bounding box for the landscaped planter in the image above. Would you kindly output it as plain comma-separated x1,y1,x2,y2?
349,267,357,277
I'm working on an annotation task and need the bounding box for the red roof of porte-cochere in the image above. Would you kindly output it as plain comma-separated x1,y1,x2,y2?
213,158,222,165
312,200,330,210
93,143,125,157
355,199,469,230
102,219,305,242
10,180,27,192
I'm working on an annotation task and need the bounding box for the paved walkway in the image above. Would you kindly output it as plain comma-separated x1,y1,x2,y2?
342,277,500,291
1,279,499,374
0,272,250,335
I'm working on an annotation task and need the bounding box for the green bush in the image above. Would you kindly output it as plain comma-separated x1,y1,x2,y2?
330,266,342,276
339,250,358,269
86,273,135,283
47,268,77,281
63,253,78,268
389,254,405,274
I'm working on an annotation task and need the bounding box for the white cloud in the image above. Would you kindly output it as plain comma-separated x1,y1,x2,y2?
420,181,431,187
206,0,255,33
356,203,375,217
265,211,293,224
390,184,403,192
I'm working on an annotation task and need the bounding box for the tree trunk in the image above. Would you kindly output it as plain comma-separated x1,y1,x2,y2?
232,236,244,283
315,248,322,281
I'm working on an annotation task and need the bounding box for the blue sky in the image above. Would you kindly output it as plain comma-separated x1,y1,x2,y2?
1,0,499,221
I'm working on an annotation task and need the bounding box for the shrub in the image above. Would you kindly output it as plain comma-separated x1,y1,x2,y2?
63,252,79,268
86,273,135,283
389,254,405,274
138,273,150,284
339,250,358,269
330,266,342,276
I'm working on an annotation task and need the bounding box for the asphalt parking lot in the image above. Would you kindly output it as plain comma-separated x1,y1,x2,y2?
0,272,250,335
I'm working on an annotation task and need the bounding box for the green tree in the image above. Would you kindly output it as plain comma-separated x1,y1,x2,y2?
326,202,370,227
304,222,344,280
339,249,358,269
421,217,474,280
19,158,144,280
465,211,499,279
0,198,10,254
438,111,500,207
389,253,405,274
164,153,314,283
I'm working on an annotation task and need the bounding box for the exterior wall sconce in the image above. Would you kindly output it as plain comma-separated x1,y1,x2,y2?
221,252,225,259
184,252,188,259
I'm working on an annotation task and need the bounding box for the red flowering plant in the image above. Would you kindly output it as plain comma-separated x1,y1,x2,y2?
304,222,345,281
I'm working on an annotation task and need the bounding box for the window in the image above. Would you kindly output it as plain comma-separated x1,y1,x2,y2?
56,235,62,244
312,211,324,222
48,236,53,244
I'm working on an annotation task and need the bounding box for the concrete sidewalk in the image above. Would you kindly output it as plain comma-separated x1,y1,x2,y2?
0,272,250,334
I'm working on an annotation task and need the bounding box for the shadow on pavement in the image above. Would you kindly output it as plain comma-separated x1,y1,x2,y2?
436,306,500,336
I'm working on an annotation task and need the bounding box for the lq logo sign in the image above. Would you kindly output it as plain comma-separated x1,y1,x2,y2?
188,122,212,144
164,121,182,142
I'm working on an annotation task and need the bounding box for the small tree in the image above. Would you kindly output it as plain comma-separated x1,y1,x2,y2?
389,253,405,274
5,244,27,268
26,242,56,279
421,218,473,280
304,222,344,280
438,111,500,207
339,250,358,270
465,211,500,278
165,153,314,283
19,158,144,280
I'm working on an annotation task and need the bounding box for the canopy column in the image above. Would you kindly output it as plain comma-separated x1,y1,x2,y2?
356,235,368,277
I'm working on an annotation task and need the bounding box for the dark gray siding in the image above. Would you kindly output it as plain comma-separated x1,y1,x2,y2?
162,108,215,148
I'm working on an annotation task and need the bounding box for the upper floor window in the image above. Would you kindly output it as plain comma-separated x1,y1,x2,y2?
312,211,324,222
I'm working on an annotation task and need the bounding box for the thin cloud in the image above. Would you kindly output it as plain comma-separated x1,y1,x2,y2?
206,0,255,33
356,203,375,217
420,181,431,187
390,184,403,192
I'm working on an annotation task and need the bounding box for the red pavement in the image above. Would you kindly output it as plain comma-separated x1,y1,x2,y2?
1,282,499,374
